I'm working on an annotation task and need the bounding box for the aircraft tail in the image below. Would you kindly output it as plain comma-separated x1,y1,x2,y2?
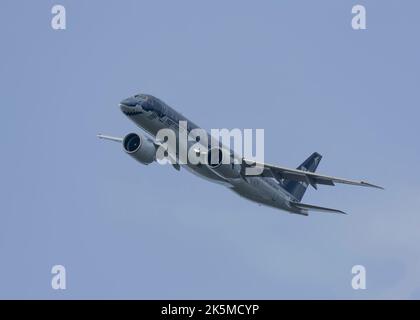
282,152,322,201
291,202,346,215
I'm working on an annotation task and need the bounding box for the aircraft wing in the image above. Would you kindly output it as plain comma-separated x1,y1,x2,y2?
242,159,384,190
97,134,123,143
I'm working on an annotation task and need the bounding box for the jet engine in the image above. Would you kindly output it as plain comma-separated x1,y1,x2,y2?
206,147,242,179
123,132,156,165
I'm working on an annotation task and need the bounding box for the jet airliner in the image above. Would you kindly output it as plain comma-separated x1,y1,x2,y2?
99,94,382,215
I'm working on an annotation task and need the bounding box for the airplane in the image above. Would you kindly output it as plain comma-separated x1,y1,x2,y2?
98,93,383,216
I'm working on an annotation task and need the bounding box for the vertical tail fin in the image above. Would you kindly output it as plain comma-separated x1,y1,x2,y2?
282,152,322,201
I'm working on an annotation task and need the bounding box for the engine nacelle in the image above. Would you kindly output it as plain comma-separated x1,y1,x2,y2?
206,148,242,179
123,132,156,165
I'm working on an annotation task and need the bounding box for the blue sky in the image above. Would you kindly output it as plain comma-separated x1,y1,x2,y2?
1,0,419,299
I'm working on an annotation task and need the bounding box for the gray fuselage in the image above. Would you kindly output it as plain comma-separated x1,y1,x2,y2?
120,94,302,214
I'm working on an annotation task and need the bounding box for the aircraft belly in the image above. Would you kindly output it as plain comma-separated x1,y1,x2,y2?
230,177,292,211
184,164,230,186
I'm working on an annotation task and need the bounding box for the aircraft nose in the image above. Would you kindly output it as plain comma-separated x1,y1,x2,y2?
120,97,138,107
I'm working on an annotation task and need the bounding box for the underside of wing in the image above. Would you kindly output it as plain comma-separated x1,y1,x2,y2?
242,159,384,190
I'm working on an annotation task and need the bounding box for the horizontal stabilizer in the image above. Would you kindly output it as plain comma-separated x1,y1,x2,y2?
291,202,346,215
